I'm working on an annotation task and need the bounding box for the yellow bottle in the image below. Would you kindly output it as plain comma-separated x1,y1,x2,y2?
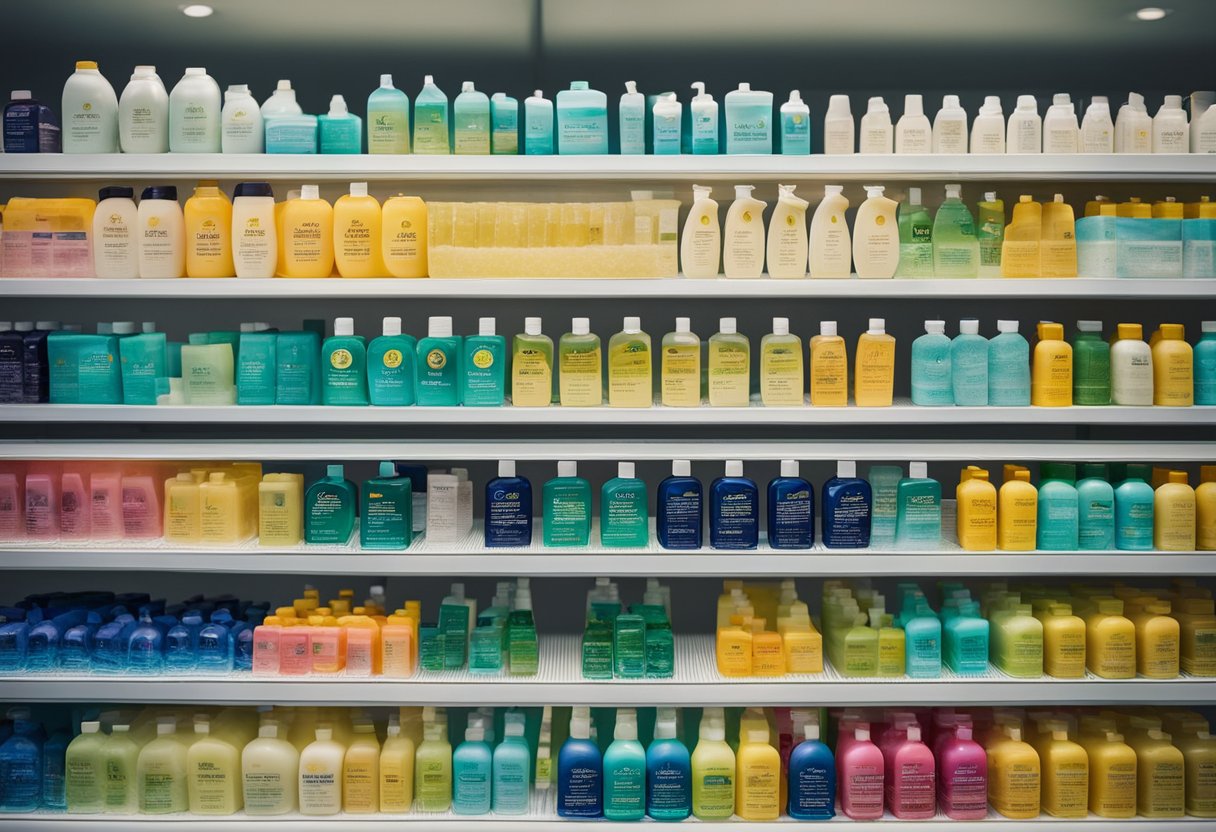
660,318,701,407
1156,470,1197,550
759,317,804,406
853,317,895,407
735,726,780,820
184,181,234,278
1040,194,1077,278
187,720,245,814
281,184,335,278
987,725,1041,819
1153,197,1185,219
1197,465,1216,551
716,616,754,676
805,322,847,409
708,317,750,407
780,618,823,674
690,709,736,821
1001,195,1041,277
1125,727,1185,818
1085,597,1136,679
199,472,243,544
558,317,602,407
273,190,296,277
380,195,428,278
998,468,1037,551
378,717,415,812
1039,602,1086,678
749,620,786,676
607,316,653,407
957,468,997,550
1133,600,1181,678
1176,598,1216,676
333,183,384,278
1171,726,1216,817
258,474,303,547
1032,322,1072,406
1040,724,1089,818
1085,195,1112,217
1086,730,1137,818
163,472,202,543
1152,323,1194,406
872,610,906,677
1117,197,1150,218
1186,195,1213,218
342,721,381,813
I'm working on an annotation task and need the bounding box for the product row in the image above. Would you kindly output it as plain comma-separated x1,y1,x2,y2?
10,63,1216,156
2,703,1213,819
5,315,1213,408
5,185,1216,280
2,458,1213,551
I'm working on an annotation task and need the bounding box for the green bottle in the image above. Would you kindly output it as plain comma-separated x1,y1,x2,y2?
461,317,507,407
305,464,358,543
600,461,649,547
321,317,369,405
558,317,603,407
360,461,412,549
542,461,592,546
976,192,1005,278
895,187,933,278
931,183,979,278
1072,320,1111,405
416,316,461,406
508,587,539,675
511,317,554,407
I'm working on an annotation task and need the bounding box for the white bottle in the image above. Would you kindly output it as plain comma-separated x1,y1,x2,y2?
137,185,185,279
243,722,299,815
780,90,810,153
688,82,719,154
859,97,893,154
823,94,855,155
722,185,767,279
92,185,139,278
1006,95,1041,154
61,60,119,153
1115,92,1152,153
619,81,646,155
852,185,899,279
652,92,682,153
1043,93,1079,153
931,95,968,154
1080,97,1115,153
1110,331,1154,406
680,185,720,277
970,96,1005,154
808,185,851,278
232,182,277,278
1153,95,1190,153
895,94,931,154
169,67,222,153
1196,104,1216,153
1192,94,1216,152
766,184,809,279
221,84,264,153
297,727,344,816
261,80,303,118
118,65,169,153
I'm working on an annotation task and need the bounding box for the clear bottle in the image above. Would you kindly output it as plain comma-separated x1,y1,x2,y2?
607,316,652,407
760,317,803,405
854,318,896,406
933,183,979,277
688,82,719,155
523,89,554,155
779,90,811,155
708,317,750,406
558,317,602,407
895,187,933,278
661,317,701,407
99,723,140,813
976,191,1005,277
618,81,645,155
511,317,553,407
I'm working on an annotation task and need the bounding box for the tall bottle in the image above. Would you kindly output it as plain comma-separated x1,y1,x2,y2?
1111,324,1153,405
823,94,854,155
735,726,780,820
652,93,682,155
708,317,750,406
169,67,221,153
689,82,719,155
976,192,1005,277
911,320,953,406
895,94,931,154
859,97,893,154
523,90,554,155
680,185,720,277
333,182,383,277
970,96,1005,154
853,186,899,278
1007,95,1042,154
603,708,646,820
760,317,803,405
413,75,450,154
661,317,701,407
722,185,767,278
62,60,119,153
933,183,979,277
1152,323,1193,406
558,706,603,818
1043,93,1079,153
1115,92,1152,153
558,317,601,407
810,320,848,406
119,65,169,153
646,707,691,820
1081,96,1115,153
511,317,553,407
691,710,735,820
895,187,933,278
932,95,968,153
618,81,646,155
453,82,490,154
766,184,809,278
854,318,895,406
808,185,851,277
607,316,652,407
1153,95,1190,153
366,74,411,154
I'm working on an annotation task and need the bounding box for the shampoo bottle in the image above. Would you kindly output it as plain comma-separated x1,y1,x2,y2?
895,94,931,154
766,184,809,278
854,318,895,406
970,96,1005,154
557,707,602,818
1153,95,1190,153
453,82,490,154
485,460,532,547
735,726,780,820
723,185,767,278
894,461,942,546
317,95,361,154
1037,462,1079,549
657,459,703,550
1152,323,1193,406
601,462,649,547
780,90,811,155
556,81,608,155
788,721,835,819
1155,470,1196,550
809,320,848,405
413,75,450,154
932,94,968,153
451,721,491,815
957,468,997,550
895,187,933,278
618,81,646,155
768,459,814,548
660,317,701,407
607,316,652,407
1115,92,1153,152
542,461,591,546
839,726,884,819
169,67,221,153
823,94,855,154
646,708,691,820
911,320,953,406
1007,94,1042,154
680,185,720,277
62,60,119,153
724,83,774,154
1081,96,1115,152
708,317,750,406
415,316,460,405
859,97,893,154
333,182,383,277
321,317,369,405
998,468,1037,550
603,708,646,820
822,460,872,548
523,90,554,155
490,92,519,155
688,82,719,154
1072,320,1111,405
951,319,989,405
652,93,682,155
367,316,417,406
933,183,980,277
710,460,759,550
1032,322,1072,406
1043,93,1080,153
852,186,899,278
558,317,601,407
988,319,1030,405
366,74,410,154
977,192,1005,276
808,185,852,277
118,66,169,153
281,185,334,278
760,317,803,405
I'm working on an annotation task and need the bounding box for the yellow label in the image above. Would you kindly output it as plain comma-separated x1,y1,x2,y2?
709,345,749,406
854,337,894,406
1001,240,1041,278
662,345,701,407
810,340,847,406
760,346,803,405
471,348,494,369
1032,346,1072,406
512,349,552,406
426,349,446,370
330,349,353,370
382,349,403,369
608,341,651,407
559,347,602,407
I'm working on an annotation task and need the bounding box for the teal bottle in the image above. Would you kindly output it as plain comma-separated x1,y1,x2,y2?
1114,463,1154,550
556,81,608,155
490,93,519,155
910,320,953,405
413,75,450,155
367,316,416,406
1072,320,1111,405
305,464,358,543
453,81,490,155
461,317,507,407
523,90,554,155
987,319,1031,406
1036,462,1079,550
943,600,990,674
321,317,368,406
1076,463,1115,549
366,74,411,154
452,720,492,815
895,187,933,278
491,716,532,814
1196,320,1216,405
600,462,649,547
903,602,942,678
894,461,942,546
603,708,646,820
543,461,592,546
360,461,412,549
866,464,902,546
951,319,989,406
416,316,461,405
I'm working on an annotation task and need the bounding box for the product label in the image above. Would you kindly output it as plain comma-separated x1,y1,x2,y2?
761,345,803,403
846,765,883,812
512,347,551,405
695,767,734,816
661,345,700,405
608,766,644,814
740,762,777,815
288,220,324,266
546,485,590,545
369,111,410,154
855,341,893,403
340,218,373,262
190,760,231,811
945,761,987,814
560,346,602,405
177,101,212,147
561,764,602,814
811,342,848,404
242,770,286,811
609,340,651,405
891,762,934,814
713,490,758,546
487,484,530,545
771,490,812,547
647,759,688,811
709,344,749,405
826,489,870,547
812,215,850,275
299,766,337,812
602,490,646,544
661,488,702,547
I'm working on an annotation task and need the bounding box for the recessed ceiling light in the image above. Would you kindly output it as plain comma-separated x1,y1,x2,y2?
1135,6,1169,21
181,4,214,18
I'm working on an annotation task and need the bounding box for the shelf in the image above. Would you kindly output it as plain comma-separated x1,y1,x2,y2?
2,637,1209,706
4,401,1212,426
1,153,1213,181
3,277,1214,299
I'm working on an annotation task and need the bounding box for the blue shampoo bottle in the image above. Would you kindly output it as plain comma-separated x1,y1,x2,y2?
822,460,872,548
657,459,702,549
787,721,835,820
485,460,532,547
709,460,758,549
646,707,691,820
767,459,814,549
558,706,603,818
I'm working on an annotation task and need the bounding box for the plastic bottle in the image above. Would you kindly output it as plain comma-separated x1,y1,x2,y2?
260,80,303,119
896,94,931,154
184,181,234,278
685,81,718,155
220,84,263,153
808,185,851,277
318,94,362,154
1037,462,1080,549
2,90,60,153
933,183,979,277
603,708,646,820
766,184,809,278
1040,194,1077,278
911,320,953,406
951,319,989,405
931,94,968,153
1195,320,1216,405
1153,95,1190,153
859,97,893,154
788,721,835,819
231,181,276,278
1152,323,1194,406
169,67,221,153
724,82,774,154
558,707,602,817
823,94,854,154
61,60,118,153
1043,93,1079,153
1115,92,1152,153
708,317,750,406
680,185,720,277
489,92,519,155
855,318,895,405
1081,96,1115,152
451,719,491,815
137,185,185,279
652,92,682,155
661,317,701,407
970,96,1005,154
1007,95,1041,154
760,316,803,404
118,65,168,153
413,75,450,154
556,81,608,155
853,186,899,278
780,90,810,155
333,182,383,277
92,185,139,278
523,89,554,155
618,81,645,155
367,74,410,154
722,185,767,278
838,725,883,819
281,185,334,278
895,187,933,278
1072,320,1111,405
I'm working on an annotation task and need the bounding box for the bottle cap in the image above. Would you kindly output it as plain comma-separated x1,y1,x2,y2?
240,322,256,333
349,181,368,198
623,316,641,333
910,461,928,478
909,187,922,204
820,320,837,337
470,317,493,337
925,320,946,334
980,95,1003,114
772,317,789,336
997,319,1019,334
868,318,885,334
525,317,542,336
498,460,516,478
672,459,691,477
903,94,924,116
112,321,136,334
864,185,885,198
334,317,354,337
461,81,475,93
275,79,293,92
725,460,743,477
379,316,402,337
675,317,691,333
959,319,979,335
328,94,349,115
804,722,820,741
827,94,851,115
614,708,638,740
140,185,178,201
327,464,344,478
619,461,635,479
866,96,888,114
185,67,206,77
1169,470,1189,485
1017,94,1036,109
945,183,962,199
1053,93,1071,106
530,89,544,100
1202,321,1215,333
300,184,320,200
557,460,577,478
942,94,961,110
75,60,99,71
1077,320,1102,333
737,82,752,92
781,459,799,477
98,185,135,201
570,81,589,90
719,317,737,335
1116,322,1142,340
423,74,435,85
824,184,844,196
787,89,803,105
9,90,31,100
837,460,856,478
734,184,755,198
428,316,452,338
1164,94,1182,109
572,317,589,336
654,708,678,739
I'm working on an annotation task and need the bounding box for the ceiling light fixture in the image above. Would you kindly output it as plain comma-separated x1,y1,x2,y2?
1134,6,1169,20
181,4,214,18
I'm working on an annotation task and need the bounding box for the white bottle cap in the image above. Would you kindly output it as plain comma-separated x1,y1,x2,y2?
787,90,803,104
112,321,136,335
725,459,743,477
820,321,837,337
334,317,354,337
942,94,961,109
619,462,635,479
692,184,712,201
185,67,206,77
1053,193,1064,203
837,460,857,478
240,322,256,333
985,191,997,202
1092,96,1109,106
734,184,755,199
738,83,751,92
157,721,175,736
0,323,10,332
1202,321,1216,333
670,459,691,477
945,183,962,199
1017,94,1037,110
827,94,851,115
381,316,402,336
461,81,475,93
864,185,885,198
479,317,496,336
424,75,434,85
499,460,516,478
276,79,293,91
300,184,320,200
1129,91,1145,109
719,317,737,335
867,96,888,113
868,318,885,334
824,184,844,196
623,316,641,333
349,182,368,198
903,94,924,116
959,319,979,335
10,90,30,100
328,95,349,115
525,317,542,335
1053,93,1071,106
428,316,452,338
907,187,921,204
1077,320,1102,332
557,460,577,477
1164,94,1182,109
910,461,928,479
531,89,544,99
675,317,691,333
772,317,789,336
997,319,1019,333
571,317,590,336
80,721,100,734
781,459,799,477
925,320,945,334
380,74,393,87
980,95,1003,114
615,709,639,740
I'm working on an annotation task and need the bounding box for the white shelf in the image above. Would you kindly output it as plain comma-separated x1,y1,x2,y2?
2,636,1210,706
2,277,1214,298
5,401,1212,426
1,153,1213,181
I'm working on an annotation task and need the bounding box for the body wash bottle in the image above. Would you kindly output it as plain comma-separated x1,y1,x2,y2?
119,66,169,153
558,707,602,818
321,317,369,406
859,97,893,154
689,82,719,154
318,95,361,154
523,90,554,155
724,83,774,154
305,464,357,543
601,462,649,547
1032,322,1072,406
556,81,608,155
367,74,410,154
1037,462,1080,549
1114,324,1155,406
413,75,450,154
1043,93,1080,153
780,90,811,155
810,321,848,405
854,318,895,406
646,708,691,820
957,468,997,550
453,82,490,154
822,461,872,548
808,185,852,277
708,317,750,406
911,320,953,406
512,317,553,407
603,708,646,820
998,468,1037,550
1081,96,1115,152
1072,320,1111,405
681,185,721,277
766,184,809,278
492,716,532,814
661,318,701,407
607,316,652,407
977,192,1005,277
657,459,703,550
451,720,491,815
618,81,645,155
723,185,767,278
543,461,591,546
768,459,814,548
853,186,899,278
895,187,933,278
333,182,383,277
735,726,780,820
933,184,980,277
461,317,506,407
895,94,931,154
760,317,803,405
559,317,602,407
1114,463,1154,550
710,460,759,550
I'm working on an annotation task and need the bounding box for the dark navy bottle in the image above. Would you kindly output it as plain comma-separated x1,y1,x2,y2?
657,459,703,549
558,706,604,818
822,460,872,548
710,460,759,549
767,459,814,548
787,722,836,820
485,459,533,546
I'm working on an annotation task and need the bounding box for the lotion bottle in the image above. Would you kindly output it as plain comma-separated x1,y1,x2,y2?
168,67,221,153
932,94,968,153
808,185,851,277
852,186,899,278
221,84,263,153
618,81,646,155
723,185,767,278
823,94,854,154
1006,95,1042,154
780,90,811,155
118,65,168,153
688,82,719,154
1115,92,1152,152
859,97,893,154
1043,93,1079,153
895,94,931,154
1081,96,1115,153
970,96,1005,154
680,185,720,277
61,60,119,153
766,184,809,278
1153,95,1190,153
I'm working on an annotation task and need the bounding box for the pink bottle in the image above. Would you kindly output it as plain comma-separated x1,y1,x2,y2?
0,473,26,541
90,471,123,540
938,724,988,820
278,622,311,675
345,627,374,676
121,474,162,539
838,725,884,819
252,619,282,676
23,473,57,541
59,471,91,540
887,723,936,819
